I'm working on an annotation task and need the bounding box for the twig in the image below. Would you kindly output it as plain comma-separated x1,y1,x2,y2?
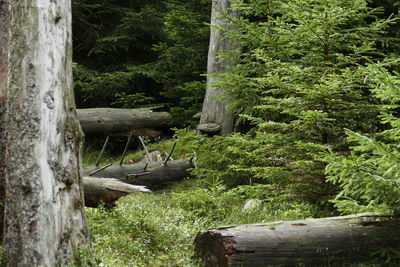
88,163,113,176
119,132,132,166
165,152,174,161
95,136,110,166
127,172,152,178
143,163,148,171
138,136,151,162
164,141,177,165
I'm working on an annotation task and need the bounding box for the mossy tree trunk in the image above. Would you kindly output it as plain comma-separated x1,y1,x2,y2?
0,0,9,238
3,0,90,265
198,0,239,136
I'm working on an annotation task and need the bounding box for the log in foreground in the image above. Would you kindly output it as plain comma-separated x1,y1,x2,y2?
83,177,151,208
194,213,400,267
77,108,171,137
82,159,193,188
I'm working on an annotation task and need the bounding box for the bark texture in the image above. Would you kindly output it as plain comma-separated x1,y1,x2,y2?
83,177,151,208
3,1,90,265
82,159,193,188
194,213,400,267
77,108,171,137
0,0,9,237
199,0,239,135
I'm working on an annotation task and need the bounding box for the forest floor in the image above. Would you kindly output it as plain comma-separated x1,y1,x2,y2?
82,139,334,266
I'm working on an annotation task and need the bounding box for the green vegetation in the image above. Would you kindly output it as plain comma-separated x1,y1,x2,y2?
325,63,400,214
74,0,400,265
86,175,327,266
72,0,210,127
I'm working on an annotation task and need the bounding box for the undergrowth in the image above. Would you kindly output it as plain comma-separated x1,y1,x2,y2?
83,135,334,266
86,180,327,266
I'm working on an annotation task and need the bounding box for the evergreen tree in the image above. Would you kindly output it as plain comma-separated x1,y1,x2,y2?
325,63,400,214
71,0,210,127
192,0,398,202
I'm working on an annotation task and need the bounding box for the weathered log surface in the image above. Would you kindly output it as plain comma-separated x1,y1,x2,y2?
82,159,193,188
194,213,400,267
77,108,171,137
83,177,151,208
0,0,9,238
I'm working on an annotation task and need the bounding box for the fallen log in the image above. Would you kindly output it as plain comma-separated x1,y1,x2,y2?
82,159,193,188
77,108,171,137
83,176,151,208
194,213,400,267
105,128,162,139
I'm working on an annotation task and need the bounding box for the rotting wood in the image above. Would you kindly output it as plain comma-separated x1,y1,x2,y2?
83,177,151,208
194,213,400,267
82,159,193,188
77,108,171,137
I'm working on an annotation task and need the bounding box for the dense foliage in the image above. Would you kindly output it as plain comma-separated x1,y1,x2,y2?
325,63,400,214
184,0,400,207
72,0,210,127
74,0,400,265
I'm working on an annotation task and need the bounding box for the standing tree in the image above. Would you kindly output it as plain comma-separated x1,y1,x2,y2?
0,0,9,237
2,0,90,265
198,0,239,135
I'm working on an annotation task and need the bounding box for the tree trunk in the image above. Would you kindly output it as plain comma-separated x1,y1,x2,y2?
194,213,400,267
82,159,193,188
3,1,90,265
0,0,9,238
83,177,151,208
198,0,239,136
77,108,171,137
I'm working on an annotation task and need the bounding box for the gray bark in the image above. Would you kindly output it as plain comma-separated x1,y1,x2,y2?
77,108,171,137
3,1,90,265
82,159,193,188
83,177,151,208
0,0,9,237
199,0,239,135
194,213,400,267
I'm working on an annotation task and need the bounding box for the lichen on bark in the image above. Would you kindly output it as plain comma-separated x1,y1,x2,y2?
2,0,90,265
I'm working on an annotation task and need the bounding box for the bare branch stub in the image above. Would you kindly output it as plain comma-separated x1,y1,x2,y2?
164,141,177,165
